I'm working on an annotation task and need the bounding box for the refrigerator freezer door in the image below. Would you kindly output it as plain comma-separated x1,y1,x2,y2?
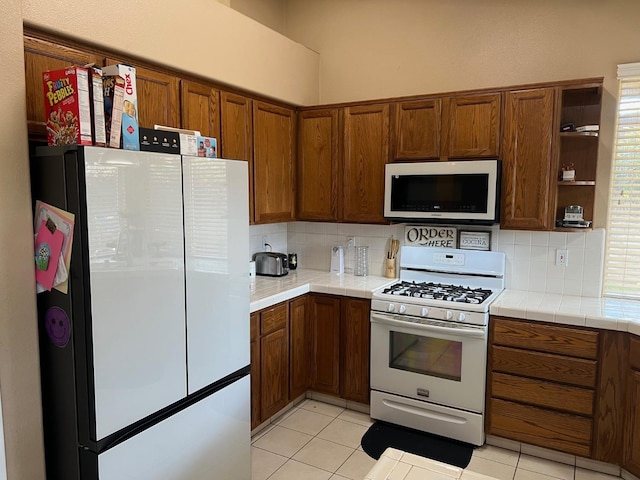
97,376,250,480
182,157,250,393
84,148,187,440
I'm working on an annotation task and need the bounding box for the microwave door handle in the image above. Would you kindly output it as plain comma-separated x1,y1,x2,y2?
370,313,486,338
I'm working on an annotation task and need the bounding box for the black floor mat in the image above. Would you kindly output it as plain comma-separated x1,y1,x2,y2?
361,421,474,468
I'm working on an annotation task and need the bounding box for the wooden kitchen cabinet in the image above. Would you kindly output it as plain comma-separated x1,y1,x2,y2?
343,103,390,223
106,58,180,130
392,93,499,161
252,100,296,224
289,296,310,400
180,79,220,139
23,35,105,138
220,91,254,223
554,82,602,230
309,294,341,395
393,99,442,160
258,303,289,421
501,88,556,230
624,336,640,477
443,93,501,158
340,297,371,404
487,316,600,457
297,108,341,221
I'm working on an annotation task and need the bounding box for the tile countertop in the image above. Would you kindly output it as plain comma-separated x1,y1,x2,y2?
491,289,640,336
249,268,397,313
365,448,495,480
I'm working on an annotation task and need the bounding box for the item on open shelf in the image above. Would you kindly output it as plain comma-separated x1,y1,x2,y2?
560,162,576,181
575,125,599,133
560,122,576,132
556,204,592,228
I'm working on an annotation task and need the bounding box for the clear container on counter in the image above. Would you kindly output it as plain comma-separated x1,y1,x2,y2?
354,245,369,276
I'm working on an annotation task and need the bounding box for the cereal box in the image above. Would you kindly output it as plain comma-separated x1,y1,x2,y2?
102,64,139,150
42,66,93,146
103,75,125,149
88,66,106,146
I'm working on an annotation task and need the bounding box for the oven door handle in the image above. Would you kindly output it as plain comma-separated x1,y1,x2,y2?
370,313,486,338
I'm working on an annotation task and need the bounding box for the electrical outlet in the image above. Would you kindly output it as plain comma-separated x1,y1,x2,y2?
556,249,568,267
346,236,355,248
262,235,269,250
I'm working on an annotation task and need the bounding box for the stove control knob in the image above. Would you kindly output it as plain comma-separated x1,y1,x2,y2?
399,305,407,314
458,312,466,322
445,310,453,320
387,303,396,312
421,307,429,317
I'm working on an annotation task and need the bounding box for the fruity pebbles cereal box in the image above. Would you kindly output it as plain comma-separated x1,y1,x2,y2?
42,66,93,146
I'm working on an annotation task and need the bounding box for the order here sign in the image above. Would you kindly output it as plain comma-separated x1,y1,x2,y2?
405,226,456,248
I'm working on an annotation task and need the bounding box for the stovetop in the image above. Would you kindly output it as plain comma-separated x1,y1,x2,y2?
380,280,493,305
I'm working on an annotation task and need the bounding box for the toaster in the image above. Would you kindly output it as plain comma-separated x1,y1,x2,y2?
253,252,289,277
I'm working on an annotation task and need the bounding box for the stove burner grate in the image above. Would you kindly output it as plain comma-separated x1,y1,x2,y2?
381,281,492,304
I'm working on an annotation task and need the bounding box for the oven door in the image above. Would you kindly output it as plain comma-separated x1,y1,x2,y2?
370,311,487,413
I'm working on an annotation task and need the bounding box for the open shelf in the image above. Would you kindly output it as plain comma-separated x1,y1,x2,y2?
554,82,603,229
557,180,596,186
559,131,599,137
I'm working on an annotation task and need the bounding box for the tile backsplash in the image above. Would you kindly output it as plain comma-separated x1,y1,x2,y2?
249,223,606,297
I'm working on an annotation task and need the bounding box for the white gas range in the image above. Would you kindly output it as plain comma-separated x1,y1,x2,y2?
369,246,505,446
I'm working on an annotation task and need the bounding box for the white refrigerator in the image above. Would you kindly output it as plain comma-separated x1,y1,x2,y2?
31,146,250,479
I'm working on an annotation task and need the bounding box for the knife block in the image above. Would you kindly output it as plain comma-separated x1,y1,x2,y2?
385,258,396,278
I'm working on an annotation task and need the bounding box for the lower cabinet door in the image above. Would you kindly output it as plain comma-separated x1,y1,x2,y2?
624,370,640,476
310,294,341,395
341,298,371,404
260,327,289,419
289,296,310,400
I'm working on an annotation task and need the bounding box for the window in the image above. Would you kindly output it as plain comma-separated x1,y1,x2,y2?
604,62,640,297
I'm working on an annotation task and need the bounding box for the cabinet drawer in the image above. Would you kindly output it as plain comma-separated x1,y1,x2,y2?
491,372,594,415
492,317,599,359
488,398,592,457
260,303,288,335
491,345,597,387
631,336,640,371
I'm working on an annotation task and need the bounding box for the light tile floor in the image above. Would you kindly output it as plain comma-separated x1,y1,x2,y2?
251,399,623,480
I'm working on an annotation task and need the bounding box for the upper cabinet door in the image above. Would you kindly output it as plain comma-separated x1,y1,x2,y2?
393,99,442,160
180,80,220,139
220,92,254,223
501,88,556,230
445,93,501,158
24,36,104,135
220,92,253,162
252,101,295,224
297,108,341,221
343,103,390,224
107,58,180,129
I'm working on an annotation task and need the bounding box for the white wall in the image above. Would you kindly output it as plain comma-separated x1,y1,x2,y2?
22,0,319,106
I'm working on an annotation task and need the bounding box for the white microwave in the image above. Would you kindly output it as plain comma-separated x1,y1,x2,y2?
384,160,501,224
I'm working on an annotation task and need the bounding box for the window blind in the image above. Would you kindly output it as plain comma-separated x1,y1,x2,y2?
604,62,640,297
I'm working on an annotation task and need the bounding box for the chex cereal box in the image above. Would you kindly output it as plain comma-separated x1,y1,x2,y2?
102,64,139,150
42,66,93,146
103,75,125,148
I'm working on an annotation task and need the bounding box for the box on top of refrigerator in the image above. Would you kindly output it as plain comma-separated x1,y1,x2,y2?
42,66,93,146
87,66,107,147
103,75,125,149
102,64,139,150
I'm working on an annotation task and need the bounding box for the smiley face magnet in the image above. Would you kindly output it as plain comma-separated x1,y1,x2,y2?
45,307,71,348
